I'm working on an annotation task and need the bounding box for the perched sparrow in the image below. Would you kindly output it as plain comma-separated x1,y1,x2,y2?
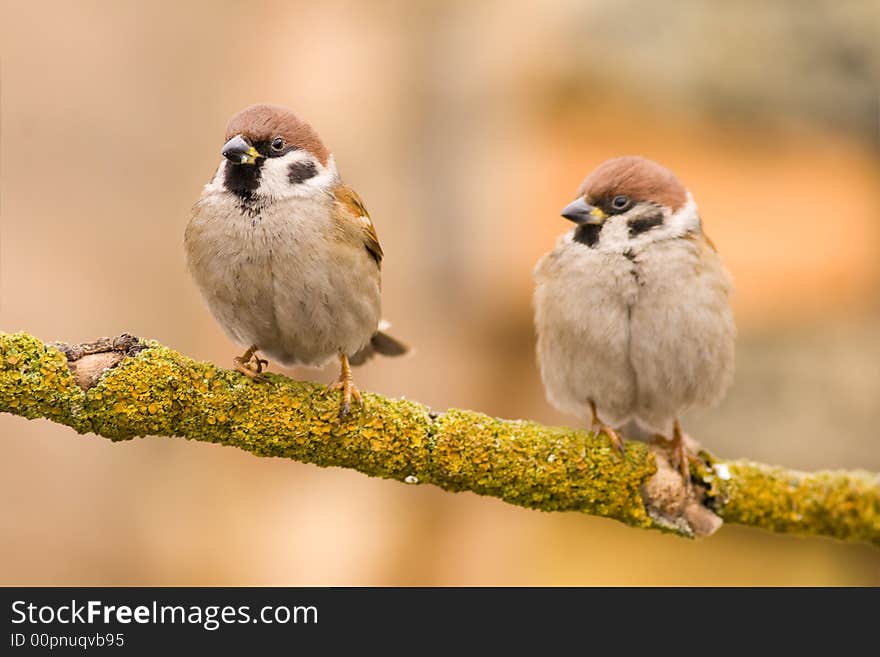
185,104,408,416
533,156,735,481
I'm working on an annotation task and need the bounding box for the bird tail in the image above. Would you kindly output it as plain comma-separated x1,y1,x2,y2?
349,320,410,366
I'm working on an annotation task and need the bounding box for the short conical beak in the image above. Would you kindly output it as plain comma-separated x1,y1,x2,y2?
561,198,607,225
222,135,260,165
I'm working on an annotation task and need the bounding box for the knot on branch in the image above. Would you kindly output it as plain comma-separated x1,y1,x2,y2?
642,447,723,538
54,334,145,390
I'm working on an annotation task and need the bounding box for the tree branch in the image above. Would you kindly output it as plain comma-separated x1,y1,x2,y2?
1,331,877,547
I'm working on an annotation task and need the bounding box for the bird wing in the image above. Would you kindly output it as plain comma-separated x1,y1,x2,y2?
685,229,733,297
333,184,384,268
700,230,718,252
694,213,718,252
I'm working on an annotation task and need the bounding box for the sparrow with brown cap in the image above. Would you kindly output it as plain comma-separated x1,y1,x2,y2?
185,104,408,416
533,156,735,483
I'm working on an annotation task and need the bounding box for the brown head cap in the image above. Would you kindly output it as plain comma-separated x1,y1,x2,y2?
225,104,330,165
578,156,687,212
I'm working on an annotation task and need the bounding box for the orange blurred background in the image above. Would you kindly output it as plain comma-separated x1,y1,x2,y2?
1,0,878,585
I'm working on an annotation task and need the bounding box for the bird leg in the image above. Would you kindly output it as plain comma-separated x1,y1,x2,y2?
589,400,625,456
326,353,362,418
233,345,269,382
655,420,694,488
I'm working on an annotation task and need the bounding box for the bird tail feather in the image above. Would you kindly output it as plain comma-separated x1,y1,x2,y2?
349,321,410,366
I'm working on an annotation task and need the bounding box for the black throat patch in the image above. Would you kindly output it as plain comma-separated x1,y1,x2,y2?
628,211,664,237
223,159,264,199
573,223,601,248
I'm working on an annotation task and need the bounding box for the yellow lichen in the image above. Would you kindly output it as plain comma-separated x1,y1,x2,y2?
708,459,879,546
2,330,878,546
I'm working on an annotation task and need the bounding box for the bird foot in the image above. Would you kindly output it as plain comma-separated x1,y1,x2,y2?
589,401,625,457
325,376,363,419
654,421,694,490
325,354,362,419
592,420,626,457
233,346,268,383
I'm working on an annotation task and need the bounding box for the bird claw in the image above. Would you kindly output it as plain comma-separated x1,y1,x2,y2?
326,378,363,419
233,359,268,383
326,353,363,419
673,421,693,490
656,421,694,490
233,346,269,383
592,420,626,457
588,400,625,457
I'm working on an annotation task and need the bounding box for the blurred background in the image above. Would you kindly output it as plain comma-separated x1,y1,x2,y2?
1,0,878,585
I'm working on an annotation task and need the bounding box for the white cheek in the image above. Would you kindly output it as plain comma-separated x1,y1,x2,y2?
625,194,700,249
259,152,339,199
258,154,297,197
200,153,340,199
586,193,701,253
666,193,700,235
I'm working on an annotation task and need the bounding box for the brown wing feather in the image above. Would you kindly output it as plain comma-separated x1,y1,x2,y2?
333,184,383,267
694,212,717,252
702,231,718,252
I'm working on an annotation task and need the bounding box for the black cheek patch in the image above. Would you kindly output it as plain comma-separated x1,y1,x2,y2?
288,161,318,185
573,223,601,248
628,212,664,237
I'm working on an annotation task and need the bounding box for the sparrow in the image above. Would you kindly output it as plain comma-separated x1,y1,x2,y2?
185,104,408,416
533,156,735,483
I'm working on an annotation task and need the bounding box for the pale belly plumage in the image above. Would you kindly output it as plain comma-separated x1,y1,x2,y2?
534,234,639,427
185,193,381,367
534,230,734,436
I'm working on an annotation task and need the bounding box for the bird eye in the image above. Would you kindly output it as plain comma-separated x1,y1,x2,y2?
611,195,631,211
271,137,285,151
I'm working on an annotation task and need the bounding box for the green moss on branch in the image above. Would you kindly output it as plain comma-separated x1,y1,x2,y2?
1,331,877,547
